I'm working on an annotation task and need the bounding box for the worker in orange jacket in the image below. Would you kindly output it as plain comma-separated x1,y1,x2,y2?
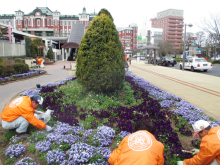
37,57,43,66
1,95,52,138
108,118,164,165
177,120,220,165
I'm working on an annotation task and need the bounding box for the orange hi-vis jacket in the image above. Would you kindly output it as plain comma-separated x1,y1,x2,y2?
108,130,164,165
184,126,220,165
1,96,46,129
37,58,43,65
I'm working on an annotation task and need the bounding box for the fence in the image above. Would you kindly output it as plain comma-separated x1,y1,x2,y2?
0,42,26,57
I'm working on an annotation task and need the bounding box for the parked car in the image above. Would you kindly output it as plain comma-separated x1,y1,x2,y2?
150,57,160,64
133,55,137,58
140,55,145,60
179,57,212,72
157,57,177,66
211,56,220,60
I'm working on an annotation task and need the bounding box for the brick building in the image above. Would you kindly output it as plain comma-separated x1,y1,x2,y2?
150,9,184,52
117,23,138,51
0,7,138,51
0,7,97,37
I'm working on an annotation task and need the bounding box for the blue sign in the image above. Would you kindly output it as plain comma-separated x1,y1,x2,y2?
196,48,202,54
145,49,147,52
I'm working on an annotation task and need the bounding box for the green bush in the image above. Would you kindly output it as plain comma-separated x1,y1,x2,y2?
212,60,220,64
0,57,3,64
0,64,6,75
47,46,53,60
14,58,24,63
76,8,125,94
13,63,29,73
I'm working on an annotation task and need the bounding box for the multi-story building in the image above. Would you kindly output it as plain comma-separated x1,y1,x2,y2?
150,9,184,52
0,7,138,51
117,23,138,51
0,7,97,37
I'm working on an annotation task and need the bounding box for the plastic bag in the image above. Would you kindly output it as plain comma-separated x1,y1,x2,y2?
34,109,54,124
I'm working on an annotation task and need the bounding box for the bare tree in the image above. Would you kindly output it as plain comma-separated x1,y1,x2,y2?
195,31,206,48
185,32,194,50
157,42,173,56
201,14,220,44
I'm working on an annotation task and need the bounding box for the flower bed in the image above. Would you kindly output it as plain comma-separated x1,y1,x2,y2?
0,69,45,85
1,73,220,164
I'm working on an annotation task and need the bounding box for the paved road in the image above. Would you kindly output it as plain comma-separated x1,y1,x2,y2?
173,63,220,77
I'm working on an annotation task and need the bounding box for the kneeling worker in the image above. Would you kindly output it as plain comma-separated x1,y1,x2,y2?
108,118,164,165
177,120,220,165
1,95,52,138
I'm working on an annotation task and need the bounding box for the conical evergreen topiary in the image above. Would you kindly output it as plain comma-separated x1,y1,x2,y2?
76,8,125,93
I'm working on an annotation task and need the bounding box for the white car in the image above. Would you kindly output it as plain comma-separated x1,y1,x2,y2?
140,55,145,60
179,57,212,72
211,56,220,60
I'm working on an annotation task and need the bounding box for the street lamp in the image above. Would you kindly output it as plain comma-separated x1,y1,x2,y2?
179,23,193,71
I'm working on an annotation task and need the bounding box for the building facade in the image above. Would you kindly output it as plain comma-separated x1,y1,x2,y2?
0,7,97,37
117,23,138,51
0,7,138,51
150,9,184,52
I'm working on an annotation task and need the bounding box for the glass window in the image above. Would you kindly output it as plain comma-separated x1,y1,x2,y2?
55,29,57,33
65,29,67,34
24,19,26,25
65,21,66,26
37,20,40,26
47,19,49,26
51,19,53,26
69,21,70,26
61,30,63,33
28,19,30,26
85,21,87,26
18,19,20,25
55,20,57,25
60,21,62,26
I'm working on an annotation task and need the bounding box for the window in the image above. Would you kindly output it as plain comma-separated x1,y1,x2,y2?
60,21,62,26
69,21,70,26
60,30,63,33
37,20,40,26
85,21,87,26
55,29,57,33
24,19,26,25
47,19,49,26
18,19,20,25
28,19,30,26
55,20,57,25
11,21,13,26
64,21,66,26
51,19,53,26
65,29,67,34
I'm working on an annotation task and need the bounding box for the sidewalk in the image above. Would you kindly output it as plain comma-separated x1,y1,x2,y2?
129,60,220,121
0,60,76,121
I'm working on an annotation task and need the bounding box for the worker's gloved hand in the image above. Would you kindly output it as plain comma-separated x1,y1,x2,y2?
191,148,200,155
177,161,184,165
35,110,43,114
45,125,53,132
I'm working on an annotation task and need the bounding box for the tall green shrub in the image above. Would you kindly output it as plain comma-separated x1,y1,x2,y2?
25,37,31,57
76,8,125,93
47,46,53,59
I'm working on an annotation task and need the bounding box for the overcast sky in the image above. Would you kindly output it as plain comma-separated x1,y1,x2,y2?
1,0,219,36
